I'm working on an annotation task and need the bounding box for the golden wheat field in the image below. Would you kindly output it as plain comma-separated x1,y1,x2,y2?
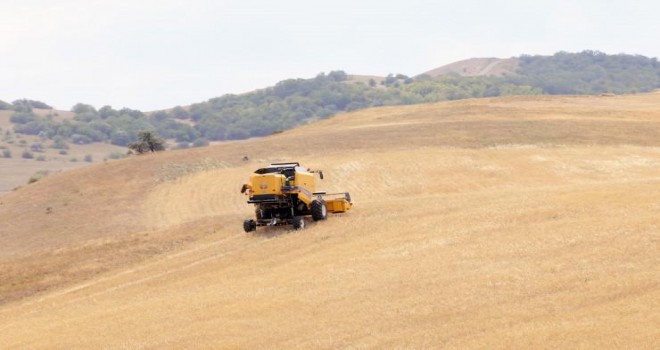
0,94,659,349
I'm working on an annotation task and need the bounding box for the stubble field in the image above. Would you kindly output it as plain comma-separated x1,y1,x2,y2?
0,94,658,348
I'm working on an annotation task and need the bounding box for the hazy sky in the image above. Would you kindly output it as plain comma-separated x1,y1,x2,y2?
1,0,658,111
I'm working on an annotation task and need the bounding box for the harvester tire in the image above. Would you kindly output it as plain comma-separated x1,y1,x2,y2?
311,200,328,221
292,216,305,230
243,219,257,233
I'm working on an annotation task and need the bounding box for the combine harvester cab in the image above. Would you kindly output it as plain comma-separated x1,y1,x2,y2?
241,162,352,232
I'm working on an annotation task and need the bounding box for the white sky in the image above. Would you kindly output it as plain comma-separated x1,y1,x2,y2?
1,0,658,111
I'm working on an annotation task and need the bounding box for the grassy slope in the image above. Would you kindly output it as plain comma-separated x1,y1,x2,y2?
0,94,659,348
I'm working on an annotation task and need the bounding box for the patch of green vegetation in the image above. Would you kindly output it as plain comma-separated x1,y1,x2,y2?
508,50,659,94
105,151,127,160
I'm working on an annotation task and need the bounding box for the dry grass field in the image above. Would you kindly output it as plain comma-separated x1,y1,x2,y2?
0,94,659,349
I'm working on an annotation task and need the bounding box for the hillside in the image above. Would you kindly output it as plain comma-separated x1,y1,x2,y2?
421,57,519,77
1,93,659,348
0,109,126,193
2,51,658,193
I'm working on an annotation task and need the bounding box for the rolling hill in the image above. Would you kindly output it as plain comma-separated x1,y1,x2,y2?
0,108,126,194
2,51,658,194
421,57,519,77
1,93,659,348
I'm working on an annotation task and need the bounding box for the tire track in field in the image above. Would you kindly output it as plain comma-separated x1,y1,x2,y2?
0,233,248,315
50,237,272,311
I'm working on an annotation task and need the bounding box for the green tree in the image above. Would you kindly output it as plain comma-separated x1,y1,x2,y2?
98,105,118,119
171,106,190,119
12,99,33,112
71,103,97,115
128,131,166,154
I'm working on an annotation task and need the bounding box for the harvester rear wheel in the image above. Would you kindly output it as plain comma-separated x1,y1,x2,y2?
243,219,257,233
311,200,328,221
292,216,305,230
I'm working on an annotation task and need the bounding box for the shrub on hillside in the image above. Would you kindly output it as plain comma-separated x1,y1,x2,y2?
71,134,93,144
22,150,34,159
84,154,93,162
2,149,11,158
28,170,50,184
106,151,127,160
30,143,45,152
51,136,69,149
9,112,37,124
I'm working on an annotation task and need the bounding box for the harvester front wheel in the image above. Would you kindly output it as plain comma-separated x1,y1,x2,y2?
243,219,257,233
311,200,328,221
292,216,305,230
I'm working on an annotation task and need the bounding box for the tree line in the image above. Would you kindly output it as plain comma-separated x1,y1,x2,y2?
3,51,658,147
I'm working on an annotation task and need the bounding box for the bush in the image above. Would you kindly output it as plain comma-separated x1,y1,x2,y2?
10,112,37,124
13,99,52,110
106,151,127,160
2,149,11,158
28,170,50,184
71,134,93,144
12,99,33,113
70,157,78,162
192,138,209,148
71,103,97,115
36,155,46,161
84,154,93,162
59,149,68,155
22,150,34,159
51,136,69,149
27,100,52,109
30,143,45,152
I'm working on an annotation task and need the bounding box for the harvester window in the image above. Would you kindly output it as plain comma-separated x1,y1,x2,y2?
281,168,295,178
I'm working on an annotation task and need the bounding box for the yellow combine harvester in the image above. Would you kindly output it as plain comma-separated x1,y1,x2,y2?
241,162,352,231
